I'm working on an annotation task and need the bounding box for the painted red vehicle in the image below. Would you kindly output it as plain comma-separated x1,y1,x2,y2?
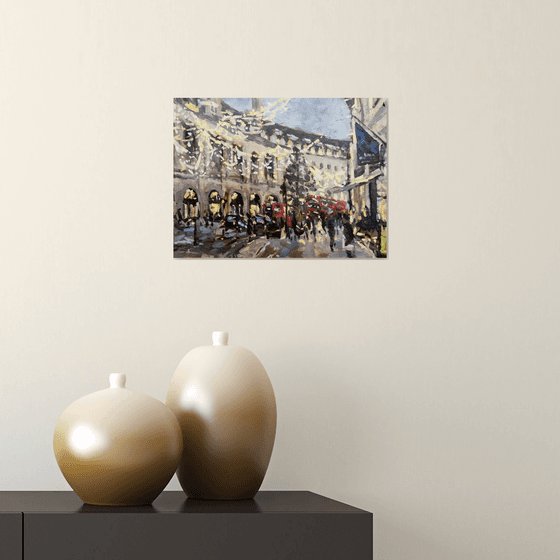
264,197,347,226
305,195,347,218
264,202,286,219
333,200,347,213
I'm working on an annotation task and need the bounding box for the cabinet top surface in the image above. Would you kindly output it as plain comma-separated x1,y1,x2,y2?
0,491,370,515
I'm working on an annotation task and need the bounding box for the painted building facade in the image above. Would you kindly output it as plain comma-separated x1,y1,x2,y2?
173,98,350,222
337,98,388,225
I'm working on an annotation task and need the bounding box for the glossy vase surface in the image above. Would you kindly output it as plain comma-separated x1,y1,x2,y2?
166,332,277,500
53,373,183,506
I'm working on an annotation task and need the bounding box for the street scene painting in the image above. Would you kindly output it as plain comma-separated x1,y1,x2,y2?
173,98,387,258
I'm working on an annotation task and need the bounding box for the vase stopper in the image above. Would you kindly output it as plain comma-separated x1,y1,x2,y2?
109,373,126,388
212,332,229,346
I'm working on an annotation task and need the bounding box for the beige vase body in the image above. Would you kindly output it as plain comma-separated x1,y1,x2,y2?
53,374,183,506
166,332,277,500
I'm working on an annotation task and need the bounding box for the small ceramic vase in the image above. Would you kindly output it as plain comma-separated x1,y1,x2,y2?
166,332,277,500
53,373,183,506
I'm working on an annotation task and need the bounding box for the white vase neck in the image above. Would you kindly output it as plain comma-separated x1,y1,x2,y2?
212,332,229,346
109,373,126,388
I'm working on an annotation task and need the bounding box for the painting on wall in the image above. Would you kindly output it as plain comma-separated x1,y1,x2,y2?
173,98,387,258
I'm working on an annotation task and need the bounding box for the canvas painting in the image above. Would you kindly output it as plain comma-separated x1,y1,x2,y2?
173,98,387,258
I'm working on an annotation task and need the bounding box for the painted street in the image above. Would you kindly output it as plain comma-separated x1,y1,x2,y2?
174,221,377,258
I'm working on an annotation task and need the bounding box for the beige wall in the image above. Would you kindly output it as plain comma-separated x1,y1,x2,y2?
1,1,559,558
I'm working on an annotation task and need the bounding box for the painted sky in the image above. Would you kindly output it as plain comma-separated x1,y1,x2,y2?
222,98,351,141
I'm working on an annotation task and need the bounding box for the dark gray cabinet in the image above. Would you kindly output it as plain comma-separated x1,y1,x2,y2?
0,491,372,559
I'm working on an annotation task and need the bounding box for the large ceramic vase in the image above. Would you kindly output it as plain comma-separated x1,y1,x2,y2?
53,373,183,506
166,332,277,500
